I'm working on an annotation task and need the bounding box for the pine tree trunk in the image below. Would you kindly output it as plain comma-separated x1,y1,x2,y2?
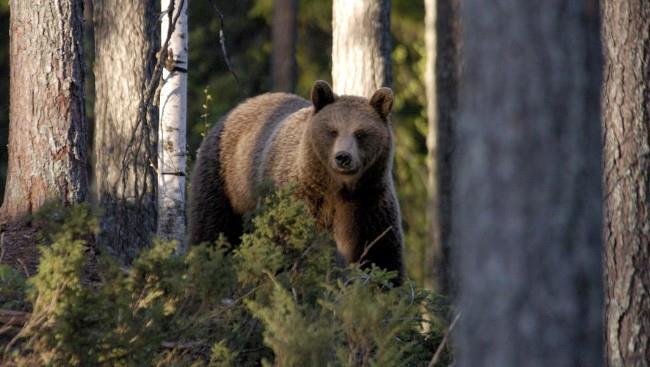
2,0,87,220
93,0,159,261
603,1,650,365
158,0,187,250
424,0,457,294
332,0,391,96
272,0,297,92
453,1,603,366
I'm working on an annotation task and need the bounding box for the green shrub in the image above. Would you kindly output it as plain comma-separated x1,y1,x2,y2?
2,189,450,366
0,264,27,311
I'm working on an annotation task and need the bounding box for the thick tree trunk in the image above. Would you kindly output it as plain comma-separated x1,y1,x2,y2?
453,1,603,366
332,0,391,96
603,1,650,366
93,0,159,261
272,0,297,92
424,0,457,294
2,0,87,220
158,0,187,250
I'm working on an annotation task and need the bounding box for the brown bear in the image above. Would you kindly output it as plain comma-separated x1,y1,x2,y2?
188,80,404,283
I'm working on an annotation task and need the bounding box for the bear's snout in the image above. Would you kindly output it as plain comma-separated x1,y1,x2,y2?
335,151,353,169
331,135,360,175
333,151,359,174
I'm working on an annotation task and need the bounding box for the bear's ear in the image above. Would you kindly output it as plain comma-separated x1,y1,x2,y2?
369,87,394,120
311,80,336,113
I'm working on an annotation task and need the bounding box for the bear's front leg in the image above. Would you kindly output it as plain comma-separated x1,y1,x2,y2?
333,191,405,285
332,199,363,264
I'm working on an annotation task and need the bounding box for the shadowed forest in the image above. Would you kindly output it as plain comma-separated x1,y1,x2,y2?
0,0,649,366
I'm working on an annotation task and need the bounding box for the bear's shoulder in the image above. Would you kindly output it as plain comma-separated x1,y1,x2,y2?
236,92,310,113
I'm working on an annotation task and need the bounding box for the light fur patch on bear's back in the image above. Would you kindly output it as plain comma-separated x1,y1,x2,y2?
219,93,309,214
260,107,312,185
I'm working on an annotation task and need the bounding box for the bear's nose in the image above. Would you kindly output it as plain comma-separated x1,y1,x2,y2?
335,151,353,169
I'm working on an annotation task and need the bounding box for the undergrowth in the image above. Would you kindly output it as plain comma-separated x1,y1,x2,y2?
0,189,450,366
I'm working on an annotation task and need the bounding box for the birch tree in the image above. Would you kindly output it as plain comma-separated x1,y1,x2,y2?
158,0,188,249
603,1,650,365
424,0,458,294
2,0,87,220
94,0,158,261
453,1,603,365
332,0,391,96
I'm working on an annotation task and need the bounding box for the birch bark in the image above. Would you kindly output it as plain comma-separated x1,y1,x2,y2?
158,0,188,250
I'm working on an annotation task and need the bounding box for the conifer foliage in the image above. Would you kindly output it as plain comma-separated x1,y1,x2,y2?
1,189,449,366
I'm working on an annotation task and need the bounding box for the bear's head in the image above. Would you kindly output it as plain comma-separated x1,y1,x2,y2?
307,80,394,192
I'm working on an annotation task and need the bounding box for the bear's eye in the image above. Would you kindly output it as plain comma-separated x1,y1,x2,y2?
354,131,368,140
328,129,338,138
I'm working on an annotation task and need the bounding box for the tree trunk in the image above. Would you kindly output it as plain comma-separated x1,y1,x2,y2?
2,0,87,220
158,0,187,250
603,1,650,366
453,1,603,366
272,0,297,92
93,0,159,261
424,0,457,294
332,0,391,96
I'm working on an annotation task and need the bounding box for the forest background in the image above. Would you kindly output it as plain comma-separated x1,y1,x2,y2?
2,0,645,365
0,0,434,287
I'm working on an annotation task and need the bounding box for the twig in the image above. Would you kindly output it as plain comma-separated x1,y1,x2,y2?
0,232,5,263
118,0,185,198
343,274,371,287
16,258,30,277
161,340,205,349
408,281,415,306
428,312,461,367
211,2,239,84
358,226,392,264
0,309,29,326
206,285,261,319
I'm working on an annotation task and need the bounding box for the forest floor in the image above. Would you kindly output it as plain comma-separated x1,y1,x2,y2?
0,219,41,277
0,216,103,283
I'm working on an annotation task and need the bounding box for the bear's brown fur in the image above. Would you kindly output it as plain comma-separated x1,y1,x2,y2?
189,81,404,282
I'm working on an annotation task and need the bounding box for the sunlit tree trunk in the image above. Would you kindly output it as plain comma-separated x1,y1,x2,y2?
332,0,391,96
272,0,297,92
158,0,188,250
93,0,158,261
453,1,603,366
603,1,650,365
424,0,457,294
2,0,87,220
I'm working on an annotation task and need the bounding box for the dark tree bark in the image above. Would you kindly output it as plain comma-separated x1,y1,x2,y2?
93,1,159,261
603,1,650,366
453,1,603,366
272,0,298,92
332,0,391,96
424,0,458,294
2,0,87,220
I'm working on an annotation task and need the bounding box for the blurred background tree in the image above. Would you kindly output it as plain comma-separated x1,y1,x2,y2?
0,0,431,287
424,0,457,295
0,3,11,203
271,0,298,92
453,1,602,365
